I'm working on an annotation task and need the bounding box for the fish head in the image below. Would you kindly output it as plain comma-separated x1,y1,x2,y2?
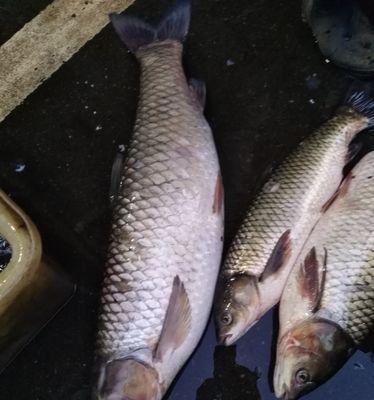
215,274,261,346
273,318,353,399
96,357,162,400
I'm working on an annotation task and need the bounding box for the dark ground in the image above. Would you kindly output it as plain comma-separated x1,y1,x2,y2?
0,0,373,399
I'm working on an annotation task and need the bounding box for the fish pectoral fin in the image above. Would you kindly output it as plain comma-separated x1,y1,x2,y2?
321,171,354,213
189,78,206,109
297,247,327,312
260,229,292,282
154,275,192,362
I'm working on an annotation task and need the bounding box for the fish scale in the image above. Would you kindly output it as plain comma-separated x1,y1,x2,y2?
96,30,223,393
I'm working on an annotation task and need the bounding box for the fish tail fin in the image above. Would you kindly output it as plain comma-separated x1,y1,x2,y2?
157,0,191,42
110,0,191,53
345,81,374,126
109,14,157,53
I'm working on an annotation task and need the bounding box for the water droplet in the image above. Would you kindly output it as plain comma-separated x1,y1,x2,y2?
14,162,26,173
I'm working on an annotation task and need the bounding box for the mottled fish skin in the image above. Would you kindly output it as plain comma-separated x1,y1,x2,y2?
96,26,223,398
274,151,374,399
216,107,369,345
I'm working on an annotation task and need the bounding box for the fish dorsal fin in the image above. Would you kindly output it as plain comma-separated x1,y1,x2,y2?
154,276,192,362
297,247,327,312
260,229,292,282
189,78,206,110
321,172,353,213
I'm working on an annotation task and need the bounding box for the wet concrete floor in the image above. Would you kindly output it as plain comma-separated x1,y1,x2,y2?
0,0,373,399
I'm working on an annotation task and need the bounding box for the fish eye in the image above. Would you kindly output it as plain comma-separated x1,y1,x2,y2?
295,369,310,385
220,312,232,326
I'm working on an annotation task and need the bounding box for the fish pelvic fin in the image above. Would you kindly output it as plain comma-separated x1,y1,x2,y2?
260,229,292,282
345,80,374,127
154,275,192,362
110,0,191,53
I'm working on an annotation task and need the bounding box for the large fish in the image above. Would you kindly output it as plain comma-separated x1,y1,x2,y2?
274,149,374,399
93,2,224,400
215,86,374,346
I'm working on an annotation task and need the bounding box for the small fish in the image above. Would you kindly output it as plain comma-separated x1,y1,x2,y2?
94,2,223,400
215,84,374,346
274,150,374,399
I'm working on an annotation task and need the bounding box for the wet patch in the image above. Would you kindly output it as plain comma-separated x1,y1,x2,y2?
305,0,374,75
0,236,11,272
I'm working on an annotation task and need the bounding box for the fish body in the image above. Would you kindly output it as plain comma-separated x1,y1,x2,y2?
95,3,223,400
215,90,372,345
274,149,374,399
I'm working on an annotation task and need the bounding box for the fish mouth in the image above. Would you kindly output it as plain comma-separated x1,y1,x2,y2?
282,391,297,400
278,383,299,400
219,333,234,346
278,384,290,400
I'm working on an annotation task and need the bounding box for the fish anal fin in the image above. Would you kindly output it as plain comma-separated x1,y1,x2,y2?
260,229,292,282
154,275,191,362
189,78,206,109
321,172,353,213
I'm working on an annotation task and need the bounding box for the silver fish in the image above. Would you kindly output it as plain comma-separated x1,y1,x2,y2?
215,86,374,346
94,3,224,400
274,149,374,400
